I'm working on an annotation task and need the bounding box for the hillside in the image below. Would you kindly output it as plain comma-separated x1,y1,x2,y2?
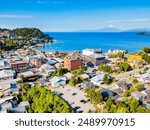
0,27,53,52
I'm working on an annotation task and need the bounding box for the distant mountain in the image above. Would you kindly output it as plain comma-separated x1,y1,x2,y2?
80,27,122,32
126,28,150,32
80,27,150,33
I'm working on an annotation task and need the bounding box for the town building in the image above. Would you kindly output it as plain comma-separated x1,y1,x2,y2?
0,60,11,70
26,55,47,67
0,70,14,81
82,49,106,66
11,61,27,73
111,80,131,95
50,76,66,88
127,54,144,67
64,52,83,70
91,73,109,86
82,48,102,56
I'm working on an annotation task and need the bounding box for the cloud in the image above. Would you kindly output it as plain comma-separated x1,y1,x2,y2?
52,1,66,4
37,0,46,4
36,0,66,4
0,14,32,19
105,18,150,23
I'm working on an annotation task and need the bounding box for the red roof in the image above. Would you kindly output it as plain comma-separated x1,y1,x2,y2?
11,61,26,65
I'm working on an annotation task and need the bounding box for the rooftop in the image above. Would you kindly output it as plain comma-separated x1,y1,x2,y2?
128,54,143,63
19,71,34,78
65,52,82,61
11,61,26,65
89,54,105,59
0,70,14,78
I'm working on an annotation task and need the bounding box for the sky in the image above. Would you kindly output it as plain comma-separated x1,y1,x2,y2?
0,0,150,32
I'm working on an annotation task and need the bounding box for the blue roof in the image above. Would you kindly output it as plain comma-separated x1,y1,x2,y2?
48,60,57,65
10,83,17,89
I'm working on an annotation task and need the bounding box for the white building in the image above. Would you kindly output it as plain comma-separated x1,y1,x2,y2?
50,76,66,88
82,48,102,56
91,73,105,86
107,49,125,54
0,70,14,81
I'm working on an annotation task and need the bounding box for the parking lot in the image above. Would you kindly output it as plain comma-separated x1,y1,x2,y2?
52,85,95,113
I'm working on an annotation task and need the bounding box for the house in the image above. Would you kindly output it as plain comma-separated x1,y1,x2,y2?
53,58,64,63
141,89,150,99
87,67,96,74
0,96,14,112
0,70,14,81
26,55,47,67
82,81,96,88
141,89,150,108
39,79,50,86
111,80,131,95
19,101,29,108
48,59,58,65
91,73,106,86
7,100,29,113
82,48,102,56
55,63,63,69
64,72,74,80
39,64,55,77
143,99,150,108
3,83,20,96
19,71,38,81
0,82,20,96
30,57,47,67
108,49,125,54
127,54,143,67
80,74,89,80
39,64,55,72
11,61,27,73
0,60,10,70
50,76,67,88
131,91,146,101
82,49,106,66
64,52,83,70
101,88,117,100
137,73,150,84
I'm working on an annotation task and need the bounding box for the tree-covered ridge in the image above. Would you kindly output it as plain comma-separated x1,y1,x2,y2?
11,28,52,40
0,27,53,52
22,85,73,113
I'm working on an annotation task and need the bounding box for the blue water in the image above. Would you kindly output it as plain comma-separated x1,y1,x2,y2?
38,32,150,53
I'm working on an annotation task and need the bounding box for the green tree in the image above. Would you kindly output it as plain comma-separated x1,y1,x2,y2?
103,74,111,84
69,77,77,86
117,52,124,58
24,86,73,113
85,88,103,105
135,84,144,91
142,47,150,53
119,62,130,72
132,79,139,84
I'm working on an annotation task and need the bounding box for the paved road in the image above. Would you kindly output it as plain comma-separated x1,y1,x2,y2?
52,85,95,113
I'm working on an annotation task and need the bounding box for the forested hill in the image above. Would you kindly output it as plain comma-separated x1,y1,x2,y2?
0,27,53,52
11,28,53,40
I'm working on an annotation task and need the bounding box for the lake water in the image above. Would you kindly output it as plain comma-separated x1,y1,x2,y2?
38,32,150,53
